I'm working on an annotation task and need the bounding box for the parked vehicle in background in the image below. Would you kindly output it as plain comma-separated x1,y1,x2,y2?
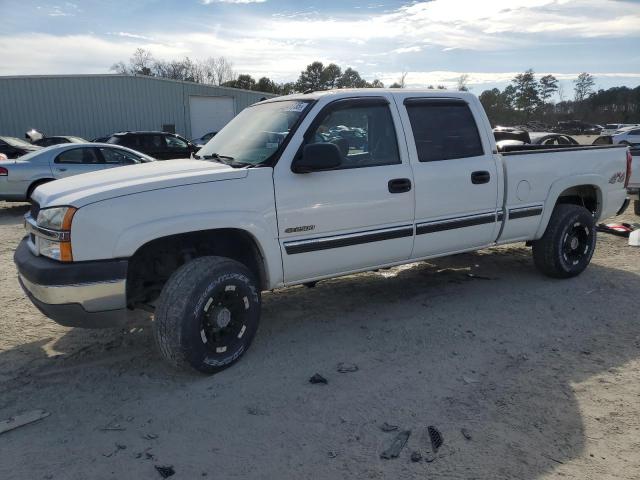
0,136,42,159
15,89,630,374
33,136,88,148
612,127,640,146
106,131,198,159
601,124,639,136
493,128,530,143
495,132,578,150
529,133,579,146
91,135,112,143
191,131,217,147
554,121,601,136
0,143,153,201
627,147,640,215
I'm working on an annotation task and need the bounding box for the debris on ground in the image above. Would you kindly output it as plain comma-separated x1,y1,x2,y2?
144,433,159,440
596,223,637,238
466,273,494,280
428,426,443,452
380,422,399,432
245,406,269,416
327,450,337,458
309,373,328,384
0,409,50,435
336,362,359,373
424,453,436,463
411,451,422,462
461,428,472,440
154,465,176,478
100,424,126,432
380,430,411,459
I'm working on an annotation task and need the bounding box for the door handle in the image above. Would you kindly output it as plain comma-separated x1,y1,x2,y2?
471,171,491,184
388,178,412,193
56,168,67,172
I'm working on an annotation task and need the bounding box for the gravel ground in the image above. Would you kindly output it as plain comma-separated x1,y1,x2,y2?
0,201,639,480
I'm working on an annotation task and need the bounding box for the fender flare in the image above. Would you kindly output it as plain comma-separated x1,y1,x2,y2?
113,211,283,287
534,174,604,239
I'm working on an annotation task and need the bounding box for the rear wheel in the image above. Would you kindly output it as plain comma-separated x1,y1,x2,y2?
153,256,261,374
532,204,596,278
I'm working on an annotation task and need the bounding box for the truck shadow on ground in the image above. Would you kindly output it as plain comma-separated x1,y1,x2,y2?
1,246,639,479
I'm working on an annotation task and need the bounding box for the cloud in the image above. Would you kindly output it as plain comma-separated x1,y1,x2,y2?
2,0,640,88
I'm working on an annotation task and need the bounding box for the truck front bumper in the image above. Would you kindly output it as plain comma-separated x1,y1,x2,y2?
14,238,129,328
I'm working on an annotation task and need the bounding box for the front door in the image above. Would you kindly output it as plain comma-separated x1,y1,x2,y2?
51,147,106,178
274,96,415,284
395,96,500,258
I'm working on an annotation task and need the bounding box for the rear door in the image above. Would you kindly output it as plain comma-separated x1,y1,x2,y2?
51,147,106,178
396,96,500,258
274,96,415,283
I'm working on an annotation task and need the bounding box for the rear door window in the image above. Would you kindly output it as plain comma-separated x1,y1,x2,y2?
55,148,102,164
405,100,484,162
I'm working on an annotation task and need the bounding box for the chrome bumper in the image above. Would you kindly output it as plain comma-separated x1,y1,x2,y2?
19,274,126,312
14,238,129,328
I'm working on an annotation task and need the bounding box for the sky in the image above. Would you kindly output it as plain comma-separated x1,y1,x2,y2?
1,0,639,97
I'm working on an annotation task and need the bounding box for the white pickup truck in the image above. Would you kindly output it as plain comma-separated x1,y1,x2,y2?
15,89,631,373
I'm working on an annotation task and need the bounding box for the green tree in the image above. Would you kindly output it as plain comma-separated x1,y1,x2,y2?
296,61,326,91
511,69,540,118
321,63,342,89
574,72,595,102
336,67,368,88
538,74,559,105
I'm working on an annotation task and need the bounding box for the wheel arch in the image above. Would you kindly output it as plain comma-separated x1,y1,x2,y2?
125,227,272,309
535,175,604,239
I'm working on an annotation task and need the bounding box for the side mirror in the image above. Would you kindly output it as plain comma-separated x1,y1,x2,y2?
292,143,342,174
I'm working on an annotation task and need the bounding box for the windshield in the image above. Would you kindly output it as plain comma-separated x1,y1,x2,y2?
1,136,35,148
196,100,313,166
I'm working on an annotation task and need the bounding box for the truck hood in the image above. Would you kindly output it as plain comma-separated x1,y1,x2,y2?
33,159,248,208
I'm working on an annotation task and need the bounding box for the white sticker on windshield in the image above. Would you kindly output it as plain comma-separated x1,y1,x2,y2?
283,102,307,113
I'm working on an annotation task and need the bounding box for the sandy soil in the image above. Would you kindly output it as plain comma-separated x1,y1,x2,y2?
0,201,639,480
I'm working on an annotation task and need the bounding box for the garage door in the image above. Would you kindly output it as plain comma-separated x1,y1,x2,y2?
189,96,236,139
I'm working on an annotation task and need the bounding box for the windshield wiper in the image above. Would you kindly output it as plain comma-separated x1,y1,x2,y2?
194,152,256,169
194,152,234,162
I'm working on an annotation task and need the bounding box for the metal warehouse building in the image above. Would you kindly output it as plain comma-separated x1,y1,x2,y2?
0,74,276,141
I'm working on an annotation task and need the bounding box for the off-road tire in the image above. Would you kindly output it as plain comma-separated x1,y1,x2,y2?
634,200,640,216
153,256,261,374
532,204,596,279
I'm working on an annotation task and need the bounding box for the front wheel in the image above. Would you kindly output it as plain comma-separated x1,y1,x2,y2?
532,204,596,278
153,256,261,374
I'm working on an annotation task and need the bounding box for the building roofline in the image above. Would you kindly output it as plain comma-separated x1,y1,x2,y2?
0,73,278,97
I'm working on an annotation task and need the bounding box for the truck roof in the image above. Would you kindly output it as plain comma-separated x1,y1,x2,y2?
262,88,477,103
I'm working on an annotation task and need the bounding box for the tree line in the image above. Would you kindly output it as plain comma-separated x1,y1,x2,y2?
112,50,639,125
478,70,640,126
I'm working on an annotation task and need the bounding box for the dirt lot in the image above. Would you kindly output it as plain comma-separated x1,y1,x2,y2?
1,201,639,480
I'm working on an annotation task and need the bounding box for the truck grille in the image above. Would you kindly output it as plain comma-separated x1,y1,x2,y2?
30,200,40,220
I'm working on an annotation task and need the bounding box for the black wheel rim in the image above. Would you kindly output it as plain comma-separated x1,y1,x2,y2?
200,283,250,355
562,222,591,266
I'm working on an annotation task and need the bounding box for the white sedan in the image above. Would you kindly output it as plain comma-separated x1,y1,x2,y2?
0,143,154,202
612,126,640,145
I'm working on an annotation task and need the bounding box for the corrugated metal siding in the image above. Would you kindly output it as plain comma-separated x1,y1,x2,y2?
0,75,276,140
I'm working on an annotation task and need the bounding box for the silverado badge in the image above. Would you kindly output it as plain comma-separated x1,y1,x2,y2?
285,225,315,234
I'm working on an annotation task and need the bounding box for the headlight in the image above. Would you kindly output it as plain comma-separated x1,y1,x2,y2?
37,206,76,231
35,206,76,262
